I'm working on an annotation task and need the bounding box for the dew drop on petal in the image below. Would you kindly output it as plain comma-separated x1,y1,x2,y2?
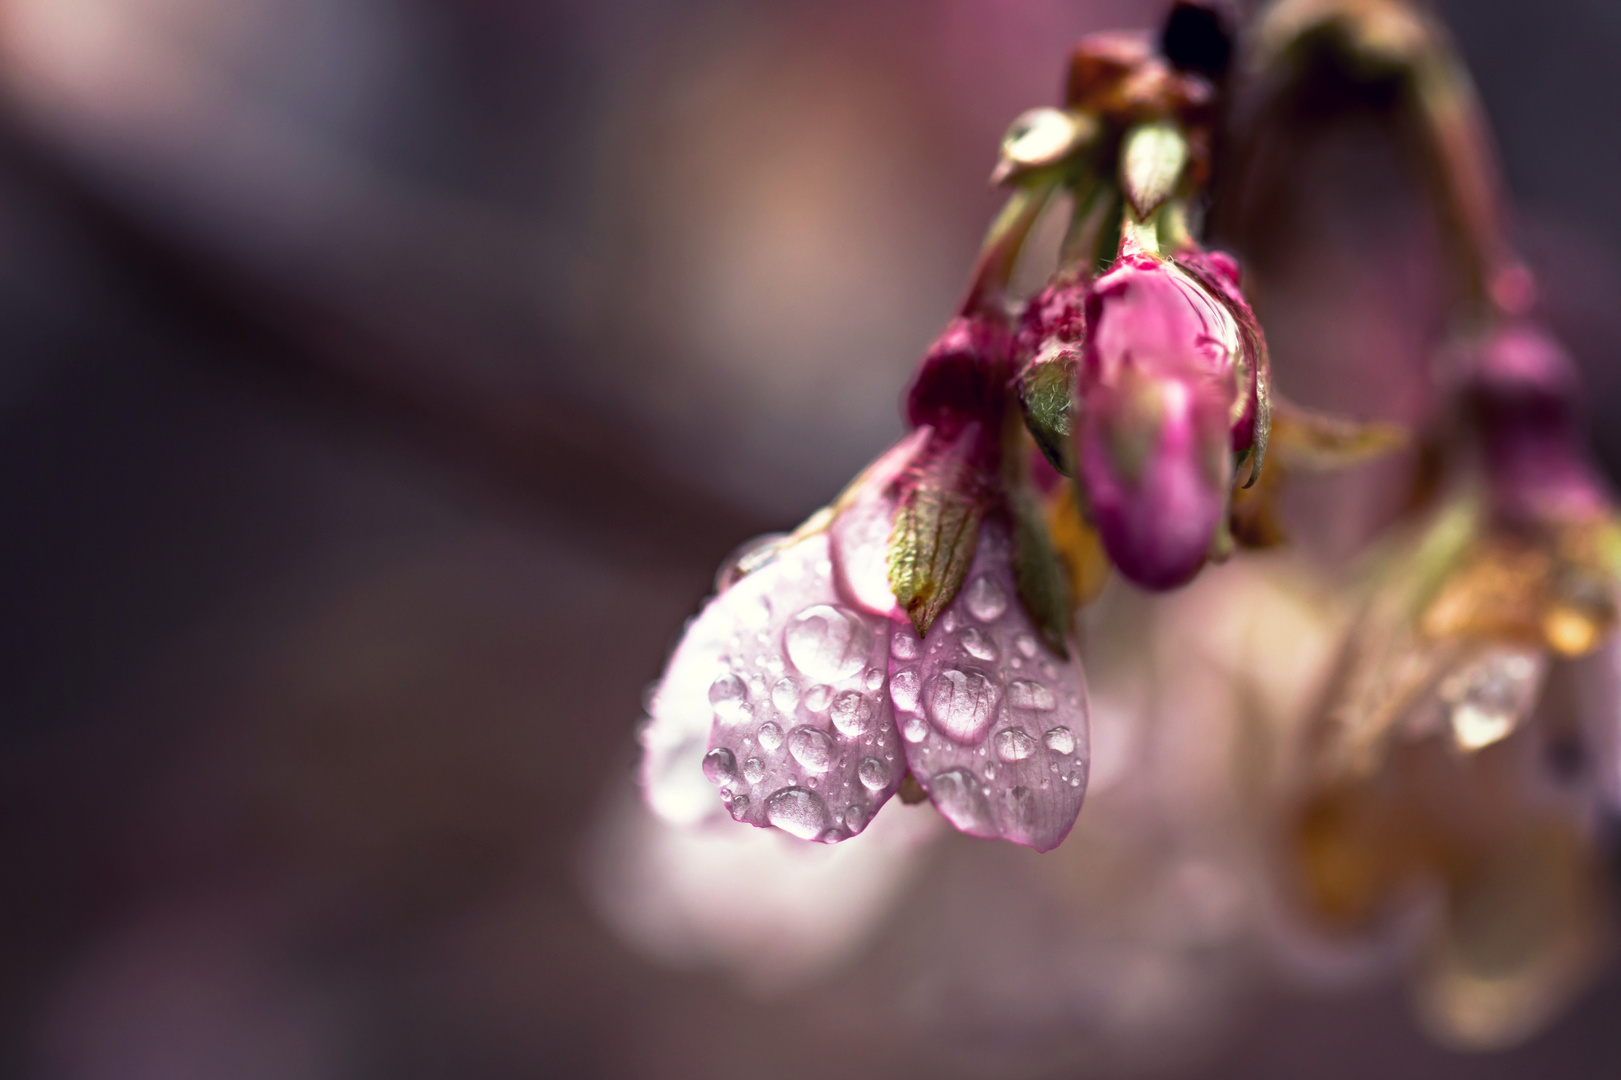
742,757,765,784
858,757,889,790
709,674,749,722
994,728,1037,762
960,627,998,661
788,726,835,772
930,767,994,832
891,669,921,712
728,793,751,817
831,691,873,736
785,605,868,681
703,747,737,785
1043,726,1076,755
845,805,867,833
964,575,1008,622
864,667,885,692
941,611,958,633
901,713,929,743
757,721,784,752
766,786,831,839
892,631,920,660
804,684,833,712
1015,633,1039,658
1007,679,1057,711
771,677,799,713
926,669,998,743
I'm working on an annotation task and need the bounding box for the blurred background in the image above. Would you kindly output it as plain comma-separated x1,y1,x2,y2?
4,0,1621,1076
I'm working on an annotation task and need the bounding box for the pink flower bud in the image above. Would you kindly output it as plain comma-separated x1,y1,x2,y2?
1465,323,1607,524
1077,253,1258,589
905,314,1015,452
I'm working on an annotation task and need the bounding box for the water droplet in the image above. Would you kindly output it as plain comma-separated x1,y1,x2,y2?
941,611,958,633
743,757,765,784
785,605,868,681
926,669,998,743
771,677,800,713
864,667,885,692
1441,649,1544,751
746,674,768,699
960,627,998,661
845,805,867,832
892,631,920,660
831,691,873,736
1015,633,1038,658
1043,726,1076,755
729,793,750,817
788,726,835,772
1070,772,1083,787
964,575,1008,622
766,787,830,839
1007,679,1057,711
891,669,921,711
703,748,738,785
994,728,1037,761
715,533,787,592
804,684,833,712
757,721,784,752
930,768,993,832
858,757,889,790
709,674,749,722
901,713,929,743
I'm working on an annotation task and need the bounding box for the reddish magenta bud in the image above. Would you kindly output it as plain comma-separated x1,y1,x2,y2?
1466,323,1607,523
1077,252,1257,589
905,314,1015,442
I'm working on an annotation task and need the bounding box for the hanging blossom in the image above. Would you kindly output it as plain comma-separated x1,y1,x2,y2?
1243,0,1621,1048
1285,323,1621,1049
640,12,1391,851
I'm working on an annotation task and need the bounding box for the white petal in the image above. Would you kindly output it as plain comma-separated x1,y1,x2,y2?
644,531,903,840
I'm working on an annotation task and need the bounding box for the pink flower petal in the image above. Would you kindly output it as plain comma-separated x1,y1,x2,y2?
890,521,1090,851
646,530,903,842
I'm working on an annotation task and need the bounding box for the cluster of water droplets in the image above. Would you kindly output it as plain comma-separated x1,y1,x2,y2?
889,523,1090,851
692,533,903,842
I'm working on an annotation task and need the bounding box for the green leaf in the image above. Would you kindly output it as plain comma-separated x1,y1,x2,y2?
887,448,984,638
1120,121,1188,220
1017,354,1078,475
1011,491,1073,658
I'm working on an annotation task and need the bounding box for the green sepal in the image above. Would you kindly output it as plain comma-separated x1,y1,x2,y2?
1017,354,1078,475
1011,491,1074,659
1120,121,1188,221
887,447,984,639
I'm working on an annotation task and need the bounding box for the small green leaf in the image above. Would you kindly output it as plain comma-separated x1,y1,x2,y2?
1011,492,1073,658
1017,354,1078,475
887,447,984,638
1120,121,1188,219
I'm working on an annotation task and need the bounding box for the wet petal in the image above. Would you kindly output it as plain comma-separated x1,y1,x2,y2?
891,520,1090,851
646,531,903,841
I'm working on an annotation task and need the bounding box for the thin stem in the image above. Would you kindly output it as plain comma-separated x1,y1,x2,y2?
959,174,1064,318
